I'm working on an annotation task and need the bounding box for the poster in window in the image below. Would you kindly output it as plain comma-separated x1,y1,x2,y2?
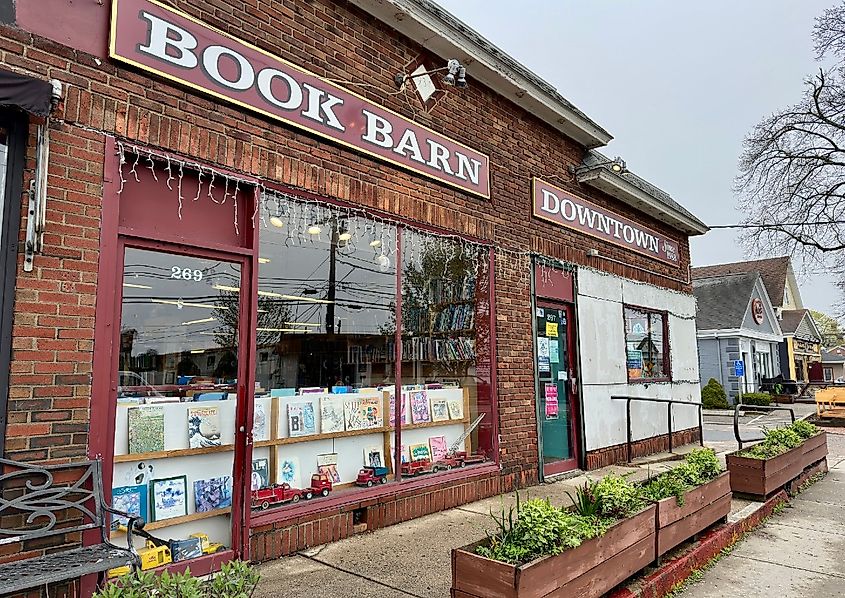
544,383,559,419
187,406,221,448
549,341,560,364
150,476,188,521
537,337,550,373
545,322,558,337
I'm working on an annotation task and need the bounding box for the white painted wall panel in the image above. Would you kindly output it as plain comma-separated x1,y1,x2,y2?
576,267,701,452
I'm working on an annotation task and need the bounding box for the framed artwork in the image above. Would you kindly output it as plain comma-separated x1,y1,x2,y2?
110,484,148,530
127,406,165,454
171,537,203,562
150,476,188,521
430,398,449,422
164,371,175,385
251,458,270,490
193,476,233,512
187,405,222,448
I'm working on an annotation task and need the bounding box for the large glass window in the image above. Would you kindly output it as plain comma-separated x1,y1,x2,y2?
251,194,494,509
113,248,242,563
624,306,670,381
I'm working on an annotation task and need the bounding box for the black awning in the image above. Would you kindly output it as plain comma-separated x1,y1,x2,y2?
0,68,52,117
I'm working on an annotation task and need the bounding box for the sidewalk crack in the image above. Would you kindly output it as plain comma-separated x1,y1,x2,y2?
298,552,428,597
734,555,845,579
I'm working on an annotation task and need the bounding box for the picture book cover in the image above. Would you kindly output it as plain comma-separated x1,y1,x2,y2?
364,445,385,468
171,537,203,562
409,443,431,462
150,476,187,521
110,484,148,530
288,402,316,437
193,476,233,513
252,403,268,441
187,406,222,449
251,458,270,490
320,397,345,433
429,436,449,462
410,390,431,424
127,406,165,454
430,398,450,422
389,392,407,426
278,454,302,489
344,396,383,431
317,452,341,484
447,398,464,420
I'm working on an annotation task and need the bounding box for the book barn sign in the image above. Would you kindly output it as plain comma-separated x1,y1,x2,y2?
110,0,491,198
532,178,680,266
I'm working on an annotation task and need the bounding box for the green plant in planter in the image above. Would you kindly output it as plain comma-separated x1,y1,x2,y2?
791,419,818,439
641,448,722,506
592,474,645,519
763,426,803,449
94,561,259,598
641,471,689,506
566,482,601,517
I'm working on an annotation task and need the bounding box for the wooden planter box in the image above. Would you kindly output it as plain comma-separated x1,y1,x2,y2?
654,471,731,557
771,394,794,404
727,431,827,497
451,504,656,598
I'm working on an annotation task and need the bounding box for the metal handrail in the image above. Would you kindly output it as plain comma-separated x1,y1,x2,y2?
733,403,795,450
611,396,704,463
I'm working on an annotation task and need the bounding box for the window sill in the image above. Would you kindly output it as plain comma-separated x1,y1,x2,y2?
248,461,499,529
627,378,673,384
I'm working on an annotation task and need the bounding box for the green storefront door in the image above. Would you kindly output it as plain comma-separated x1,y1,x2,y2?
536,303,577,475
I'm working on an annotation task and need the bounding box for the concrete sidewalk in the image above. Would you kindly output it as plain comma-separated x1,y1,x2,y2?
253,445,698,598
679,430,845,597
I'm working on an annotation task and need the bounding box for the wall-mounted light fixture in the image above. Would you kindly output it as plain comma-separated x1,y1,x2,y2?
394,58,467,89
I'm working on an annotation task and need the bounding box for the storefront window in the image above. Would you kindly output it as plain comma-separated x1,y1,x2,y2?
624,306,670,381
254,196,397,504
398,230,494,470
114,248,242,561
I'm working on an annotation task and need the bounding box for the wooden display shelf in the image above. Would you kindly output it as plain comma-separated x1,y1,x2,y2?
255,426,384,448
114,444,234,462
110,507,231,534
387,417,469,431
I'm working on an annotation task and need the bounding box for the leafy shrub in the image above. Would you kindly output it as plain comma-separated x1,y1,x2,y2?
476,495,611,565
739,421,812,459
641,448,722,506
592,474,645,519
791,419,819,439
740,392,772,406
701,379,729,409
95,561,259,598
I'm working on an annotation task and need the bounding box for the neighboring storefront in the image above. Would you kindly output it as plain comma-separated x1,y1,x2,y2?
692,271,783,401
0,0,706,578
822,348,845,382
780,310,823,382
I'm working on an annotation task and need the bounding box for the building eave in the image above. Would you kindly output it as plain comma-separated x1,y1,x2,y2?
348,0,613,149
576,167,709,236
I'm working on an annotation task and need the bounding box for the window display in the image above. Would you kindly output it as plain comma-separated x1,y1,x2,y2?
114,248,242,564
624,306,670,381
250,194,495,506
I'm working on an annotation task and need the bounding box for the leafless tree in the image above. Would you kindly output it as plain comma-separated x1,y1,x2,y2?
736,2,845,312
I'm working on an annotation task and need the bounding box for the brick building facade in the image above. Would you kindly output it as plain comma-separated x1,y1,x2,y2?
0,0,706,590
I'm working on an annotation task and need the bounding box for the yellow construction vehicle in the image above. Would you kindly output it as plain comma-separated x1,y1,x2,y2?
189,532,226,555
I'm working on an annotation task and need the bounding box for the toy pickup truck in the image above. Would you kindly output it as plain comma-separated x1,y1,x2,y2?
302,473,333,499
401,459,435,476
252,483,303,510
356,466,389,487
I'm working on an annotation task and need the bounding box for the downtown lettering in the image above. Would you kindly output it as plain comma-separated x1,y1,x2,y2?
533,179,679,266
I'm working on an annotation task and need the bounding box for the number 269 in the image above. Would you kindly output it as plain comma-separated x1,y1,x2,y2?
171,266,203,282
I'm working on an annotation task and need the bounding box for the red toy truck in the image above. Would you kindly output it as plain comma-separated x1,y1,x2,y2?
401,459,434,476
356,466,389,487
251,483,303,510
302,473,333,499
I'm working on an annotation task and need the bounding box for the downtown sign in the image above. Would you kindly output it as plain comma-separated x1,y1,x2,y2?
533,178,680,266
109,0,490,198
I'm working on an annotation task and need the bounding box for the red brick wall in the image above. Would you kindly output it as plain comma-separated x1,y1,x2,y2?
585,426,702,470
0,0,695,558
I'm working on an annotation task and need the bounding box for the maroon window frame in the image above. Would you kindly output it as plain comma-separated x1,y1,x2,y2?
623,304,671,383
91,141,501,564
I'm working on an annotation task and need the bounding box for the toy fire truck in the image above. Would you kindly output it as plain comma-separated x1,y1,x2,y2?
432,414,488,471
252,483,304,510
401,458,435,476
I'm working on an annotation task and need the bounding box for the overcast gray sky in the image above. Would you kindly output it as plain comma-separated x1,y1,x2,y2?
436,0,841,317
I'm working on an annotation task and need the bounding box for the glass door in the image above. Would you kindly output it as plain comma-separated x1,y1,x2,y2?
536,302,578,476
111,246,246,564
